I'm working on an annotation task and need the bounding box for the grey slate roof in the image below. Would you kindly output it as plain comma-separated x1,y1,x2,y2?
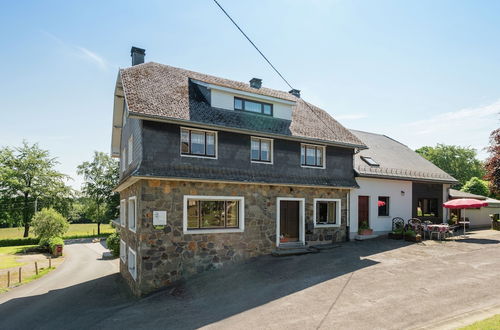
350,129,459,184
119,62,366,148
449,189,487,200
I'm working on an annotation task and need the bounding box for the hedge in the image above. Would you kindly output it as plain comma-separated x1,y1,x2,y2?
0,238,40,247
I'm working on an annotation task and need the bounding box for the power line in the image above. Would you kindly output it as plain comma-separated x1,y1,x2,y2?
212,0,351,147
212,0,294,90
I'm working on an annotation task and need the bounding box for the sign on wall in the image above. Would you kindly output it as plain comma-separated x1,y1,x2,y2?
153,211,167,226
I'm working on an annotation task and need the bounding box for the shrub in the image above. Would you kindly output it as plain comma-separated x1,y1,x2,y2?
405,230,416,237
106,232,120,257
32,208,69,242
48,237,64,252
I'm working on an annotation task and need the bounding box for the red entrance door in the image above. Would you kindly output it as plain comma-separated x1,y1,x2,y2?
358,196,369,228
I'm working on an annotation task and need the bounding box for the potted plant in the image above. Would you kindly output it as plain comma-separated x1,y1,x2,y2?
388,228,404,239
358,222,373,235
404,229,422,243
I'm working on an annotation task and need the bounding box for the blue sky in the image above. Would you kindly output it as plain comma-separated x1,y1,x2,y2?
1,0,499,190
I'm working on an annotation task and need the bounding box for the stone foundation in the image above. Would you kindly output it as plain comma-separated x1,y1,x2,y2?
118,179,349,296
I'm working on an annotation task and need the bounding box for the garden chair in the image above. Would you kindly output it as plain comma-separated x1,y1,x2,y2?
391,217,405,232
407,218,422,236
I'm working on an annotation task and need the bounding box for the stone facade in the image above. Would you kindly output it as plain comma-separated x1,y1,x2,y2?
118,179,349,296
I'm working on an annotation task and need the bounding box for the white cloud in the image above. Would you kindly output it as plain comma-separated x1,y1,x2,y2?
41,30,109,70
336,113,368,120
75,46,108,70
389,100,500,160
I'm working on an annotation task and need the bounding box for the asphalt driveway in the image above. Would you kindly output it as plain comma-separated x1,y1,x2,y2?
1,230,500,329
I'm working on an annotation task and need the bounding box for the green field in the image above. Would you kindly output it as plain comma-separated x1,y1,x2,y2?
461,314,500,329
0,224,114,240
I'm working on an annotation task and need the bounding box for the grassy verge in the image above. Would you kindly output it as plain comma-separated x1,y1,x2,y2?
0,245,37,270
461,314,500,329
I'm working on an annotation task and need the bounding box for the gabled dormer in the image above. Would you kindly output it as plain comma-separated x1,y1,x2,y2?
190,78,296,121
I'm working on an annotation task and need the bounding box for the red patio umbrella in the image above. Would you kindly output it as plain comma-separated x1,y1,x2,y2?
378,200,386,207
443,198,488,236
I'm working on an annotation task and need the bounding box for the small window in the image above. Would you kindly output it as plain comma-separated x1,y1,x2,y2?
128,136,133,165
234,97,273,116
120,199,126,227
314,199,341,227
378,196,390,216
361,156,379,167
128,247,137,280
183,196,245,234
301,144,325,168
120,239,126,263
180,128,217,158
128,196,137,232
251,137,273,163
417,198,438,217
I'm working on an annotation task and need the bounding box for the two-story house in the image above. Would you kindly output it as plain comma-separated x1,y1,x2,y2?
111,47,366,295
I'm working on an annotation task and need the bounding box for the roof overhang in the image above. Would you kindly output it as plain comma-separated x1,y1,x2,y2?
354,171,459,185
111,72,126,158
114,175,358,193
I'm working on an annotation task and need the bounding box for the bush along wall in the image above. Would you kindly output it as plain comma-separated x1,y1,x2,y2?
492,220,500,231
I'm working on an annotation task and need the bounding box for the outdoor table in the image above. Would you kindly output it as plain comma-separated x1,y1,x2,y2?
426,224,449,240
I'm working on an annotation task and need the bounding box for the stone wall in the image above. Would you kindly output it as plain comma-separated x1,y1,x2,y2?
119,179,348,296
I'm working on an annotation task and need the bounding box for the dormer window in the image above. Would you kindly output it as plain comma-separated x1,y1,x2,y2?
361,156,379,167
234,97,273,116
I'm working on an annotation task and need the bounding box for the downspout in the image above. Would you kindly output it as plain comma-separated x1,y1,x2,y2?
346,190,350,241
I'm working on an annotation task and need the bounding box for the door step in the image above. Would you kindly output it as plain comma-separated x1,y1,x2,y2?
272,243,320,257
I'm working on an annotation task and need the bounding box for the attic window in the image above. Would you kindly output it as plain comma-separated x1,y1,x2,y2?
234,97,273,116
361,156,379,167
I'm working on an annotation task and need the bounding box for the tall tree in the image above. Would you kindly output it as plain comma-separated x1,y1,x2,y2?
415,144,485,188
77,152,119,235
0,142,71,236
461,177,490,197
485,128,500,197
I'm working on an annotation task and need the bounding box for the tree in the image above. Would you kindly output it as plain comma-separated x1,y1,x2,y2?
485,128,500,197
416,144,485,188
461,177,490,197
77,152,119,235
31,208,69,241
0,142,71,236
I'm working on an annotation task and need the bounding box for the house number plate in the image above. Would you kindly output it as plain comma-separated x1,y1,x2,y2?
153,211,167,226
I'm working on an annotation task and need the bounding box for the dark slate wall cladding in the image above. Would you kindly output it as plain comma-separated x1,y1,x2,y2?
120,113,143,179
412,182,443,222
139,120,357,187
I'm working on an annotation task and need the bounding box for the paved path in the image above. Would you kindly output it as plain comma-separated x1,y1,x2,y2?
1,231,500,329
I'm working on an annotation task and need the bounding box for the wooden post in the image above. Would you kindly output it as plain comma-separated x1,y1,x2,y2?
7,271,10,287
35,261,38,275
49,256,52,268
19,267,22,283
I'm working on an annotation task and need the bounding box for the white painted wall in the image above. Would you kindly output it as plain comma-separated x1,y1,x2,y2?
460,206,500,227
350,177,413,234
210,89,293,120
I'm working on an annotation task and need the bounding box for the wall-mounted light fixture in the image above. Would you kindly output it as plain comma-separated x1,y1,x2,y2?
401,190,405,196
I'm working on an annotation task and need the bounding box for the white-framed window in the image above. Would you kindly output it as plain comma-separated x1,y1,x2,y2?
183,195,245,234
120,199,126,227
128,196,137,232
121,147,126,172
120,239,127,263
180,127,217,158
127,136,133,165
301,144,325,168
313,198,341,227
128,247,137,280
251,137,273,163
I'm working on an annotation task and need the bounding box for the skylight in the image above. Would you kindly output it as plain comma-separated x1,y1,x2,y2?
361,156,379,167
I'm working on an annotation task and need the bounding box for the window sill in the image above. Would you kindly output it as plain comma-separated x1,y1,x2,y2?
128,226,137,233
183,228,244,235
181,154,217,160
314,223,340,228
251,160,273,165
301,165,326,169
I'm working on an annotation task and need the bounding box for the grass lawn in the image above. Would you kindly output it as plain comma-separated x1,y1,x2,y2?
461,314,500,329
0,245,36,270
0,223,114,240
